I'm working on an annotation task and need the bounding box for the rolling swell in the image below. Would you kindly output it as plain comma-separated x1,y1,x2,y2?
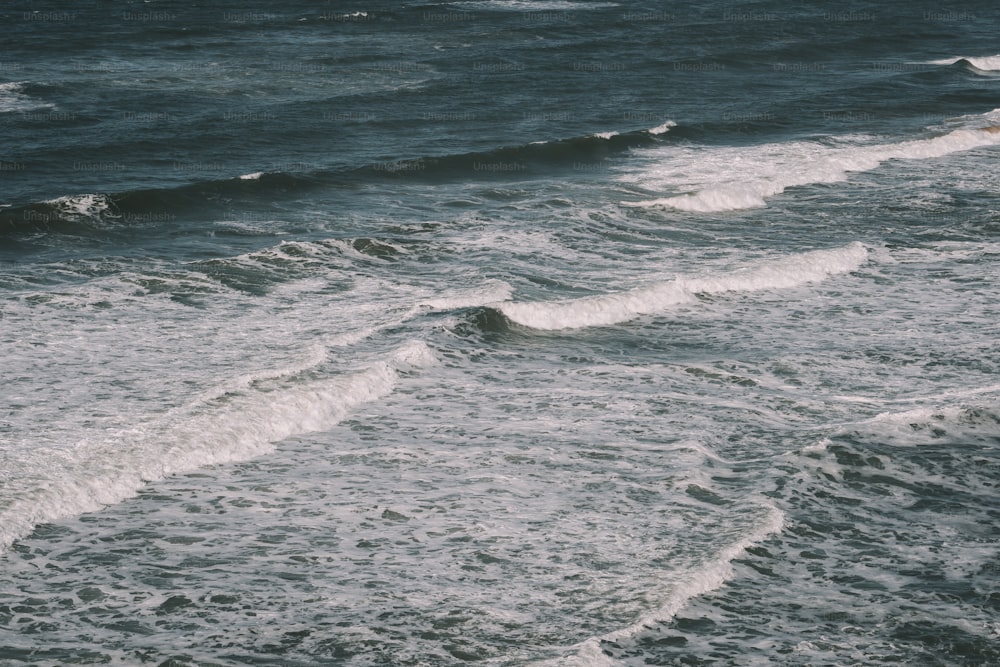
0,174,324,239
0,125,677,239
361,124,677,180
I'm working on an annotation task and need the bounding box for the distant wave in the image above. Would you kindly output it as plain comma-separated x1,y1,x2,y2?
852,403,1000,447
0,188,212,237
453,0,620,10
0,124,677,236
648,121,677,135
924,55,1000,73
496,243,869,330
622,112,1000,213
355,121,676,180
44,193,119,222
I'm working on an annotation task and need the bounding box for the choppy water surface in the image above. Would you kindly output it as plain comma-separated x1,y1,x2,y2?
2,1,999,664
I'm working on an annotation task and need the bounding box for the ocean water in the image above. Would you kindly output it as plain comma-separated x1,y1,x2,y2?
2,1,999,665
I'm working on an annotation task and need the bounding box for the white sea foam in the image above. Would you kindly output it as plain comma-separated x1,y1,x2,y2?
924,55,1000,71
648,120,676,135
569,504,786,666
0,341,435,553
239,171,264,180
499,242,869,330
849,403,1000,447
959,55,1000,71
592,131,619,139
43,193,118,221
622,116,1000,212
0,81,54,113
173,343,331,416
418,278,513,310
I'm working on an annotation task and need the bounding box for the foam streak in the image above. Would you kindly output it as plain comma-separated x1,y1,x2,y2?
570,505,786,666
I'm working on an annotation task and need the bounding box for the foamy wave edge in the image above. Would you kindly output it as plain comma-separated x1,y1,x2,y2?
623,122,1000,212
559,504,786,666
648,120,676,135
498,242,869,330
0,341,436,554
924,55,1000,71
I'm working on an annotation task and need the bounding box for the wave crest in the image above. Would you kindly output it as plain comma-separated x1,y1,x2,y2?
925,55,1000,72
0,341,435,554
623,120,1000,213
498,243,869,330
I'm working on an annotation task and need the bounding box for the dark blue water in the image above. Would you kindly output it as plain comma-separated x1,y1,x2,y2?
2,1,999,665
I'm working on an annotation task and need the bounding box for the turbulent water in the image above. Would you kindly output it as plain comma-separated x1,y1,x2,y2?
2,1,999,665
